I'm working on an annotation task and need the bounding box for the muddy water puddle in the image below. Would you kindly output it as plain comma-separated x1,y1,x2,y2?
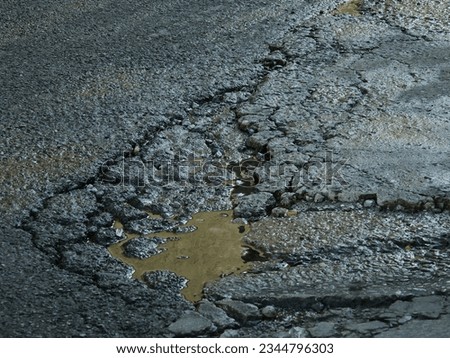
109,210,253,302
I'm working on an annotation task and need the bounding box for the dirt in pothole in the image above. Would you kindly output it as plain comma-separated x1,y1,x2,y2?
109,210,254,302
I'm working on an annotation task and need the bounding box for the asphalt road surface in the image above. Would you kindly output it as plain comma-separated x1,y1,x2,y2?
1,0,449,337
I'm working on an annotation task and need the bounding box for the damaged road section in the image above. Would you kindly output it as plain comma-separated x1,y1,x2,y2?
2,0,450,338
205,210,450,337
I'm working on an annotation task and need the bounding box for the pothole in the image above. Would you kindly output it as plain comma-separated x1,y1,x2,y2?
108,210,260,302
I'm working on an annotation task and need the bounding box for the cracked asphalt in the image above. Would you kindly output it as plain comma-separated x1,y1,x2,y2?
1,0,449,337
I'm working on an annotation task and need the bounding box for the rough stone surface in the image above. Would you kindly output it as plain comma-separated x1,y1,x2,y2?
216,299,262,324
93,227,123,246
233,192,276,220
274,327,308,338
220,329,240,338
345,321,389,335
168,312,215,337
60,243,132,277
122,236,167,259
197,301,238,331
261,305,278,319
271,207,288,218
376,315,450,338
308,322,337,338
143,271,188,292
389,296,445,319
124,218,177,235
287,327,308,338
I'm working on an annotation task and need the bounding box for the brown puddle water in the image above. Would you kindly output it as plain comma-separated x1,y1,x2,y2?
108,210,251,302
334,0,362,16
